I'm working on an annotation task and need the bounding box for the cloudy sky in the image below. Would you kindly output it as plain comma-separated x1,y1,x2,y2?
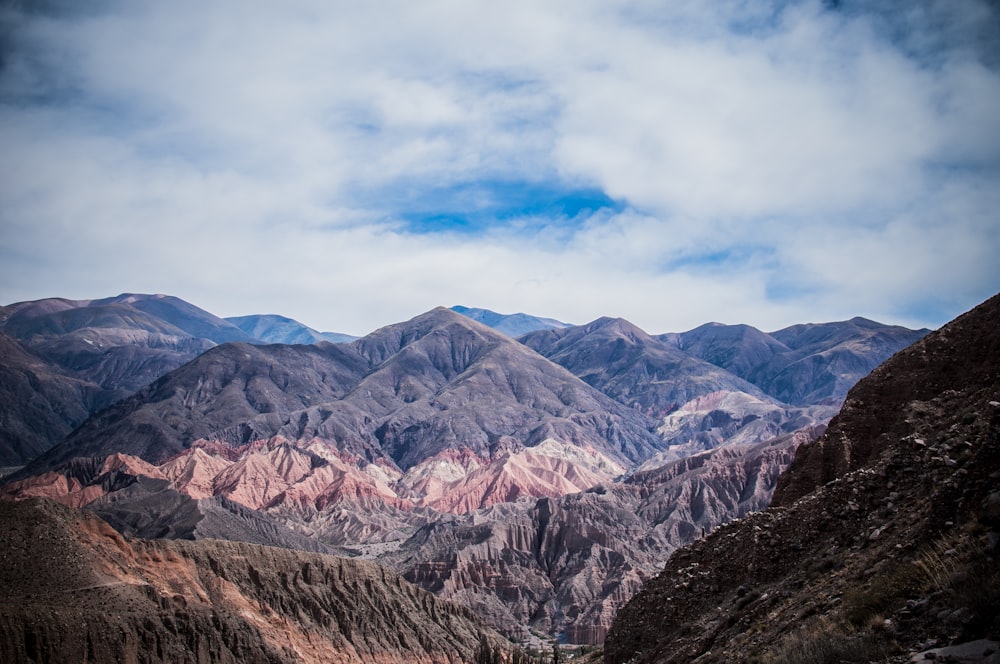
1,0,998,336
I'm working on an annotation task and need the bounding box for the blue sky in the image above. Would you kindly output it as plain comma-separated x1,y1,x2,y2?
1,0,998,335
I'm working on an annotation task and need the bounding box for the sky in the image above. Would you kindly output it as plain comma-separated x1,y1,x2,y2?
1,0,998,336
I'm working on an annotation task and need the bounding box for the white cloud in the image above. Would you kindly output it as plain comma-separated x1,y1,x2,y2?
0,0,997,335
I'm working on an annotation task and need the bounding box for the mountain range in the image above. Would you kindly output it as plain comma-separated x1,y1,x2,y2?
0,291,932,647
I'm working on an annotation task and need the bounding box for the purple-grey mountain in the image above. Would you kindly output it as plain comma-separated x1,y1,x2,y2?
0,294,259,464
20,307,664,476
666,317,930,405
520,317,770,416
0,332,115,466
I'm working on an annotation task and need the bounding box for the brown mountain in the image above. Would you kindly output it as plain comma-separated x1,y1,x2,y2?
604,293,1000,663
0,497,510,663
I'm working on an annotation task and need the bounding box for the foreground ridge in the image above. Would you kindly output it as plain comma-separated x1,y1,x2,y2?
0,497,509,663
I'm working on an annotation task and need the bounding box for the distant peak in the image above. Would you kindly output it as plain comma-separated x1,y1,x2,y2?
586,316,646,334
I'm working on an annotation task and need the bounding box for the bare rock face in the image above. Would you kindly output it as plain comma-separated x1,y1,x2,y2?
604,293,1000,664
0,498,509,664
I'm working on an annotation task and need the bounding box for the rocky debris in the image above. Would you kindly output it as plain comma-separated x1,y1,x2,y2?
603,293,1000,663
0,497,509,663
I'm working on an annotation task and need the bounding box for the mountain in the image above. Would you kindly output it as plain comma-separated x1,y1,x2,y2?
450,305,571,337
227,314,358,344
0,293,262,464
519,317,835,462
0,294,940,646
520,317,768,416
0,293,254,396
14,307,664,512
669,317,930,406
0,332,116,466
0,497,510,663
604,293,1000,663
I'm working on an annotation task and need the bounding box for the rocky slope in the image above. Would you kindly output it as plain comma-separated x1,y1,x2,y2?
0,497,509,663
604,293,1000,663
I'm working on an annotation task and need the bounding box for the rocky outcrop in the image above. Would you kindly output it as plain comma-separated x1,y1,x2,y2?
0,497,509,663
604,293,1000,663
773,300,999,507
